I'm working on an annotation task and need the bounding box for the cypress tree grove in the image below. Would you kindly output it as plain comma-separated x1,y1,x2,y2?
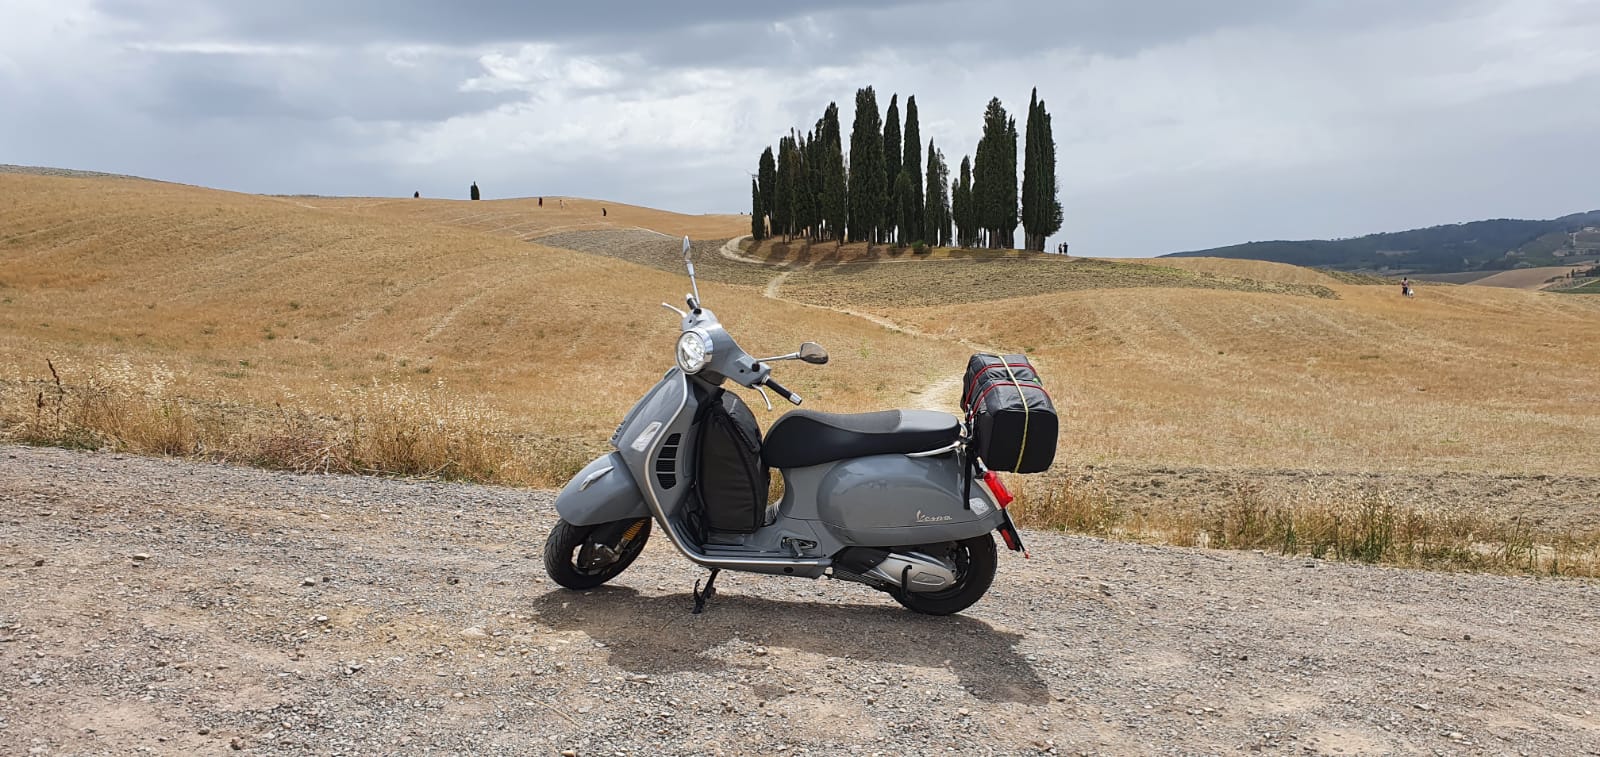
758,147,776,235
750,177,765,240
882,95,901,244
901,96,923,244
1021,88,1064,252
847,87,886,245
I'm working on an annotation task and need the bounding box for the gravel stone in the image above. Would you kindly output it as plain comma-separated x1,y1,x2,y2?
2,443,1598,755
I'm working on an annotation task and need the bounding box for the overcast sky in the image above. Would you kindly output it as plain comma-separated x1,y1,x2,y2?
3,0,1597,256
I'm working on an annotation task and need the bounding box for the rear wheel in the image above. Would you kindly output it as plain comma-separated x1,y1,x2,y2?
543,517,652,590
890,534,997,616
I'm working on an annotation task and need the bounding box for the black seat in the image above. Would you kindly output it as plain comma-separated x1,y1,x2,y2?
761,409,960,469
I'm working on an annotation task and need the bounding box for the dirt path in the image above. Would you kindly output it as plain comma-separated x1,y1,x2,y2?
4,445,1598,755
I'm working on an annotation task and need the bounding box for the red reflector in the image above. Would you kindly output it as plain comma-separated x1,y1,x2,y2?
982,470,1014,507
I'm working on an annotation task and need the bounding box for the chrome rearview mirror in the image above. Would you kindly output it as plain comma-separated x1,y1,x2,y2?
681,236,701,309
799,342,829,365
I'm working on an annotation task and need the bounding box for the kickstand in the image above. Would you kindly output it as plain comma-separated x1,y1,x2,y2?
691,568,721,614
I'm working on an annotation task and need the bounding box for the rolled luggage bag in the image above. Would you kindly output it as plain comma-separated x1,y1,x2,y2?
961,354,1058,474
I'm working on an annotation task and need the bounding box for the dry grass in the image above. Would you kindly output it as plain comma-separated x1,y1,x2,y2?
885,283,1600,475
1107,255,1344,287
0,174,959,486
1472,265,1593,290
1009,475,1600,577
298,194,748,243
770,253,1335,310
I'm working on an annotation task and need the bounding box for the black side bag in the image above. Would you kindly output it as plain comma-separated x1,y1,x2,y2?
961,353,1058,474
696,391,770,533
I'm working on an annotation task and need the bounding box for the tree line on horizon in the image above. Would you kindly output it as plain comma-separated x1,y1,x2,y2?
750,86,1061,252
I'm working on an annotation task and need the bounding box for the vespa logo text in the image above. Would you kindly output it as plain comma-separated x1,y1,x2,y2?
916,510,954,523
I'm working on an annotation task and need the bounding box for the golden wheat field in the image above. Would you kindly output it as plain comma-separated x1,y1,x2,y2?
6,171,1600,573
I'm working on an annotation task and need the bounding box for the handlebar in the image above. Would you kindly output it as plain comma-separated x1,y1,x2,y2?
761,377,802,406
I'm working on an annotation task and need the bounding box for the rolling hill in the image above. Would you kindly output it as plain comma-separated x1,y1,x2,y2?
1164,210,1600,274
4,169,1600,488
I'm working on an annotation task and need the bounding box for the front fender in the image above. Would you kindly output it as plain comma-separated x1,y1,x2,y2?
554,452,650,527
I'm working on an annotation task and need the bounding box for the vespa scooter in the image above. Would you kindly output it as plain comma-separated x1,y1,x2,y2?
543,237,1027,615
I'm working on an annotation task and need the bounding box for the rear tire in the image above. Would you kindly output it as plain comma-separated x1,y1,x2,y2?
543,517,652,590
890,534,997,616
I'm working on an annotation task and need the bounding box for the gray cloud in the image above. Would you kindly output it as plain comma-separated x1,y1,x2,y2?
3,0,1596,256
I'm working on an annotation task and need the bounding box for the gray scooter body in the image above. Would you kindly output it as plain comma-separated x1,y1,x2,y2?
555,368,1005,576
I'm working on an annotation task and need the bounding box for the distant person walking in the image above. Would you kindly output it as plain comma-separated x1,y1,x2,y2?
602,207,607,217
1401,277,1414,298
470,182,480,201
538,197,543,207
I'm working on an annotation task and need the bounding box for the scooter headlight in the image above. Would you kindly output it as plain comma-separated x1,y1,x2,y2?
676,330,713,374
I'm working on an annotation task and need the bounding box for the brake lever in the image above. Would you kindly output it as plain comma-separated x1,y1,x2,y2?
661,302,687,317
754,385,774,411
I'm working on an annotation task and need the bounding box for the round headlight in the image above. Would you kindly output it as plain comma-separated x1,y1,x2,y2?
676,330,713,374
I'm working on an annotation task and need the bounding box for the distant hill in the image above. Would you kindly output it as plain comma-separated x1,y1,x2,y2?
1163,211,1600,274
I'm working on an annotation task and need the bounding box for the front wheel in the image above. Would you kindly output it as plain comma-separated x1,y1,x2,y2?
891,534,997,616
543,517,652,590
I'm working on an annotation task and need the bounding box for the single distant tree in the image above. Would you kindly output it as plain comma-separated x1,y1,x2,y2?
882,95,901,244
901,96,923,244
847,86,886,245
1021,88,1063,252
758,147,777,233
470,181,480,201
750,178,765,241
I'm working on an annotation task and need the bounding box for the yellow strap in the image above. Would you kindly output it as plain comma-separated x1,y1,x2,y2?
1001,361,1029,471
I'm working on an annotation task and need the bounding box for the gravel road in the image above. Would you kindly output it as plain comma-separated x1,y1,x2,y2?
3,444,1598,756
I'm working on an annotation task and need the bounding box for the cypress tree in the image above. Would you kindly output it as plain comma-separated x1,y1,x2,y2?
750,177,765,240
882,95,901,244
773,136,795,239
823,142,848,247
894,172,917,249
847,87,886,245
790,131,816,240
902,96,923,244
926,141,951,247
972,97,1017,249
758,147,777,233
1003,115,1019,249
1021,88,1064,252
954,155,975,248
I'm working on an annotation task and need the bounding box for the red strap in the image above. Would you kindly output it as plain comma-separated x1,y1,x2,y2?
962,362,1037,409
965,381,1052,421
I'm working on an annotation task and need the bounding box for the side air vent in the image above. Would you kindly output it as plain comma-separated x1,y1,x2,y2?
654,433,682,489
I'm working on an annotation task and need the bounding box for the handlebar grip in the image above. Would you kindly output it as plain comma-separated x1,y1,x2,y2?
763,377,802,405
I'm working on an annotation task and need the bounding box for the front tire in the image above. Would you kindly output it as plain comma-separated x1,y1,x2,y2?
543,517,652,590
890,534,998,616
